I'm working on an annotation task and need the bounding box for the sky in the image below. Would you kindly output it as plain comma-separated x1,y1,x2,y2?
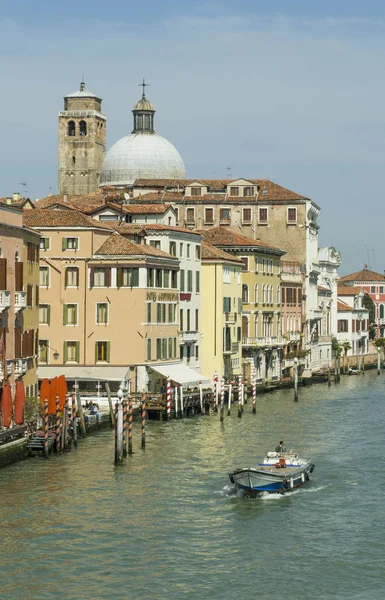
1,0,385,274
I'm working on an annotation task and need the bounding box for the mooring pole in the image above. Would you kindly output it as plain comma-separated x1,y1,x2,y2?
55,395,61,453
115,402,123,465
141,393,146,449
75,383,86,437
72,393,78,448
43,399,49,459
228,380,232,416
294,357,299,402
105,382,115,426
199,380,203,413
166,376,171,421
220,377,225,422
213,372,218,412
328,365,331,387
128,393,133,455
180,385,184,418
377,348,381,375
238,374,242,418
122,399,127,458
174,384,178,418
252,369,257,414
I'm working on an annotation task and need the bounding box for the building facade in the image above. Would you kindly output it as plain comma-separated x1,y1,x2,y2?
339,268,385,338
337,287,369,358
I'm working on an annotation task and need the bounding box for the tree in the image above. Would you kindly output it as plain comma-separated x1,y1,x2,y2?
331,336,342,357
363,293,376,339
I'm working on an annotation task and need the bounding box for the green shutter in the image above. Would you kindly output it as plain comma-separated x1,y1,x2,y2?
74,238,79,250
117,268,122,288
63,341,68,363
75,342,80,363
62,238,68,250
106,341,110,363
44,237,49,250
95,342,98,363
74,305,78,325
63,305,68,325
132,268,139,287
47,305,51,325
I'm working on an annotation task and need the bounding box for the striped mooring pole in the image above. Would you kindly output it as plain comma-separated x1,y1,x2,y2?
122,399,127,458
213,372,218,412
72,393,78,448
128,394,133,455
238,374,242,418
174,384,179,418
252,369,257,414
166,376,171,421
141,392,146,449
228,380,232,416
180,385,184,418
220,377,225,422
199,380,203,413
55,395,61,453
43,399,49,459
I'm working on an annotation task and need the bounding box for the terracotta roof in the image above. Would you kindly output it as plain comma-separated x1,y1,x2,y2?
143,224,201,236
109,223,148,236
318,285,331,292
337,286,362,296
201,241,242,264
35,187,133,211
196,227,284,254
134,192,184,201
23,209,111,230
337,300,352,312
339,268,385,283
94,233,178,259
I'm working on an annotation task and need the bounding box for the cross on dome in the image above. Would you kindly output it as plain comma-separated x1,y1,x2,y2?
139,78,149,98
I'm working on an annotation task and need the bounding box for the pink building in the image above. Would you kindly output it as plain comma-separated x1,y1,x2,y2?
339,268,385,338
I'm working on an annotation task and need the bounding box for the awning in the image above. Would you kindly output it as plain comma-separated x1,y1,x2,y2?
38,365,130,382
148,362,211,388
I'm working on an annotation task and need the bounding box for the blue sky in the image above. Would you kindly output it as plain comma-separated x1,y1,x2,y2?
1,0,385,273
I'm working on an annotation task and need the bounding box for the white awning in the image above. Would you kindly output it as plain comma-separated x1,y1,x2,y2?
148,362,211,388
38,365,130,382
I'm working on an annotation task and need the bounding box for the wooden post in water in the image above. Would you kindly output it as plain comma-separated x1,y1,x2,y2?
166,376,171,421
43,399,49,459
61,401,67,452
174,384,178,419
66,396,72,451
241,376,244,412
294,358,299,402
238,374,242,418
122,400,127,458
55,395,61,453
377,348,381,375
115,402,123,465
328,365,331,387
213,372,218,412
361,354,365,374
75,384,87,437
105,383,115,427
128,393,133,455
228,380,232,416
337,356,341,382
72,393,78,448
252,369,257,414
180,385,184,418
220,377,225,422
141,393,146,449
199,380,203,413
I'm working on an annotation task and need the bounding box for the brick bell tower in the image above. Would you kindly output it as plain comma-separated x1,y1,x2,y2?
58,81,106,195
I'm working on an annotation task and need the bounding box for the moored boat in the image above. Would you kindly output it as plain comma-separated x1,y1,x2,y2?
229,451,315,495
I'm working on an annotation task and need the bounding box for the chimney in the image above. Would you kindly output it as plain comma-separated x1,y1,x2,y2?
63,194,68,202
13,192,20,201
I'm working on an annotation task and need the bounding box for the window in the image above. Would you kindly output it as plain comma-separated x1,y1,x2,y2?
147,268,155,288
117,267,139,287
162,338,167,359
40,237,50,250
187,270,193,292
171,270,177,289
39,267,49,287
187,244,191,258
26,284,33,307
195,245,201,260
180,270,185,292
195,309,199,331
164,270,170,288
99,215,119,222
287,207,297,224
65,267,79,287
223,267,230,283
204,208,214,224
64,341,80,363
168,337,173,359
258,208,268,224
223,297,231,313
27,242,38,262
380,286,384,294
169,241,177,256
254,257,258,272
241,257,249,271
180,243,183,257
39,304,50,325
150,240,161,249
191,187,201,196
186,208,195,224
371,286,376,293
91,267,111,288
187,309,191,331
156,303,166,324
146,339,152,361
186,345,191,362
156,338,162,359
230,187,239,196
62,237,79,250
337,320,349,333
180,309,184,332
195,345,199,360
220,207,230,222
63,304,77,326
242,208,252,223
96,303,108,324
195,271,200,293
147,303,152,323
95,341,110,362
168,303,173,323
242,284,249,303
79,120,87,136
254,284,258,303
380,305,384,319
243,187,254,197
68,121,75,136
277,286,281,305
39,340,48,364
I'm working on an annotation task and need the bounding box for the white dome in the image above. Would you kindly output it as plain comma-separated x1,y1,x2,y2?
100,132,186,186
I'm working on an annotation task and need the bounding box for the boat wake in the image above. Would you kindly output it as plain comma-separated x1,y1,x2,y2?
218,483,328,499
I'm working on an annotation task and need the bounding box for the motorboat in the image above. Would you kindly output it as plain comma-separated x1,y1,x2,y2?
229,451,315,495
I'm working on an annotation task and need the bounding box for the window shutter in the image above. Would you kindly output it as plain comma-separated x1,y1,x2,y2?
63,342,68,363
74,238,79,250
62,238,68,251
90,268,94,288
63,305,68,325
44,237,49,250
95,342,98,363
74,305,78,325
117,268,122,288
14,327,22,358
0,258,7,290
65,268,68,288
132,268,139,287
47,305,51,325
35,285,39,306
106,341,110,363
15,262,23,291
105,268,111,288
75,342,80,363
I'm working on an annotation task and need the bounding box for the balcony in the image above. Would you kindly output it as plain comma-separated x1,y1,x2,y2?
15,291,27,311
242,336,287,348
0,290,11,312
14,359,23,375
0,361,13,380
287,332,301,342
309,309,323,320
179,331,199,344
225,312,237,324
281,356,306,369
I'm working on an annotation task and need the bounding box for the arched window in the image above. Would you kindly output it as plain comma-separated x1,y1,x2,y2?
68,121,75,136
277,285,281,305
79,120,87,136
242,316,249,338
254,284,258,304
242,284,249,303
380,304,384,319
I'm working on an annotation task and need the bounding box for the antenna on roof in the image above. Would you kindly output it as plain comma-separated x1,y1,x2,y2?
19,182,28,196
226,166,231,179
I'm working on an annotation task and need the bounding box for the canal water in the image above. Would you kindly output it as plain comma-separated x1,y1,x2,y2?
1,371,385,600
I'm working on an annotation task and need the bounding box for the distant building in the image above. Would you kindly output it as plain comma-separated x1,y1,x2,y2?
339,268,385,338
337,286,369,357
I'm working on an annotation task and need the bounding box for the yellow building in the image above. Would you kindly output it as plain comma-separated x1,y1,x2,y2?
199,227,286,383
200,241,243,379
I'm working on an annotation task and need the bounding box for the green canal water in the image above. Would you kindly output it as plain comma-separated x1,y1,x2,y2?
1,371,385,600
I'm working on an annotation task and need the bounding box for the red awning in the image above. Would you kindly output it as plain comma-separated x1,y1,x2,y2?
14,381,26,425
40,378,50,402
1,384,13,428
57,375,68,411
48,377,58,414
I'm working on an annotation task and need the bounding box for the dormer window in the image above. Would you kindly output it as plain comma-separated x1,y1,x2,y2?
191,187,201,196
230,187,239,196
244,187,253,197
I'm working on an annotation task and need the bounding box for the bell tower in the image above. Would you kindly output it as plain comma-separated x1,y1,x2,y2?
58,82,106,195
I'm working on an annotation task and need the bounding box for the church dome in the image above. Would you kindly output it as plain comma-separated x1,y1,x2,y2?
100,82,186,187
100,132,186,186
